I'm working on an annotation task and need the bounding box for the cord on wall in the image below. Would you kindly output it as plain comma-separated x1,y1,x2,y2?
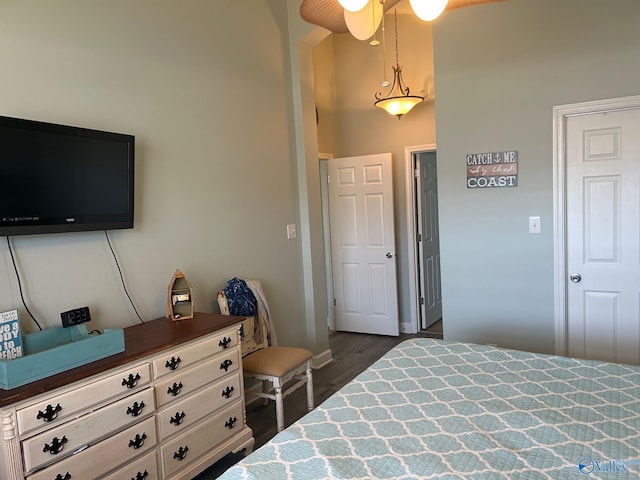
6,236,43,331
104,231,145,323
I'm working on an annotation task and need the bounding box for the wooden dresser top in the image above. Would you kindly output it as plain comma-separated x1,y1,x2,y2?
0,312,242,407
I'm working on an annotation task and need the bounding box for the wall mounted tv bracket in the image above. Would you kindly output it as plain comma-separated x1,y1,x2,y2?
60,306,91,328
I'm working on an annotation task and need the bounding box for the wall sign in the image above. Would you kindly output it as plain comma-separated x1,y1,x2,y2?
466,150,518,188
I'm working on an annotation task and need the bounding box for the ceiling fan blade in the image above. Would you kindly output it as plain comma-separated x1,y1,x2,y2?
299,0,507,34
447,0,507,10
299,0,402,33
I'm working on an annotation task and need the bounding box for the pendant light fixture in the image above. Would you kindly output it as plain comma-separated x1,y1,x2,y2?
374,8,426,119
344,0,382,41
337,0,369,12
408,0,450,21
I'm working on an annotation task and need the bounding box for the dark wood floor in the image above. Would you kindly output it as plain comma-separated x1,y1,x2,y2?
194,321,443,479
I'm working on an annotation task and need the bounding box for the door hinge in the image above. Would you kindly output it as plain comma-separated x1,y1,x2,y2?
333,298,336,306
417,233,422,242
414,168,420,178
420,297,425,305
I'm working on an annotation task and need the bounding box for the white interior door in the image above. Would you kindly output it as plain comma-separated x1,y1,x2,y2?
566,108,640,365
416,152,442,329
328,153,399,336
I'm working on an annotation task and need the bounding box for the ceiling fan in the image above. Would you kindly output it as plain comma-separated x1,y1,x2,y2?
300,0,507,34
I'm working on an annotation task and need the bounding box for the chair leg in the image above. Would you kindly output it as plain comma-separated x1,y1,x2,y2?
274,377,284,432
261,380,270,407
305,360,314,412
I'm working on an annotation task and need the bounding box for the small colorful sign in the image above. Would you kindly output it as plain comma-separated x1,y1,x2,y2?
0,309,23,359
466,150,518,188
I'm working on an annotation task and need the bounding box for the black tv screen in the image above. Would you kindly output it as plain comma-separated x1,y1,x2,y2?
0,116,134,236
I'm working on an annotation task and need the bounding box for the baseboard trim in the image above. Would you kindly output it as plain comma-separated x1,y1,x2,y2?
312,348,332,369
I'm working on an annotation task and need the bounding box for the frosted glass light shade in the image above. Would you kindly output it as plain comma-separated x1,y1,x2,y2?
375,96,423,118
344,0,382,41
409,0,449,21
338,0,369,12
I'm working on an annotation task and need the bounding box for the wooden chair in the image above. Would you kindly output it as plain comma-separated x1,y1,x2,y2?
217,282,314,432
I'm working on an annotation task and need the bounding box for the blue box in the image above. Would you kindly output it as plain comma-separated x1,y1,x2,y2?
0,325,125,390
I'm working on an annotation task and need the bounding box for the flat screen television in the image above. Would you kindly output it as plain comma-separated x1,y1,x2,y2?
0,116,135,236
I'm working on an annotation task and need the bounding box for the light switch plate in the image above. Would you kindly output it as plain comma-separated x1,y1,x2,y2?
529,216,541,234
286,224,297,239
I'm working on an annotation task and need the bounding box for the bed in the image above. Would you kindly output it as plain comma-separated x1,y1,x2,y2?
219,338,640,479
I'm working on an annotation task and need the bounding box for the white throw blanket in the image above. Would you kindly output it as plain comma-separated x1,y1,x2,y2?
244,279,278,346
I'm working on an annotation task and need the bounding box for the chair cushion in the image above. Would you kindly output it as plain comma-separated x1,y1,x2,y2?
243,346,313,377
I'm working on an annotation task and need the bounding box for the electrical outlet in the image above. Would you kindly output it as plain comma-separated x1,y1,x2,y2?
61,306,91,327
287,224,297,239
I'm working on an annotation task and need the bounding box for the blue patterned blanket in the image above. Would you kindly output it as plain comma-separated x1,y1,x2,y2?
219,338,640,479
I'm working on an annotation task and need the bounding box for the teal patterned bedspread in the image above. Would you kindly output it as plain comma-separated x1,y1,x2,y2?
219,339,640,479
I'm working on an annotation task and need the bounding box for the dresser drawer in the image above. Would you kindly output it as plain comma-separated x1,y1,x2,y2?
18,362,151,437
102,450,158,480
156,373,241,441
153,328,239,379
155,348,240,408
27,416,157,480
23,388,155,473
160,402,243,478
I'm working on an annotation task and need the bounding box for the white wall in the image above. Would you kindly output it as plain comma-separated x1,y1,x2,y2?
313,36,339,156
0,1,320,350
433,0,640,353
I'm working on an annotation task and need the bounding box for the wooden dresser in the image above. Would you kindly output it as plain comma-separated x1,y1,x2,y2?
0,313,254,480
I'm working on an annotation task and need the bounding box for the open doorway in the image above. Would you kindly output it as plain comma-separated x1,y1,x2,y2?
321,145,444,337
414,150,442,330
321,147,442,337
404,144,442,335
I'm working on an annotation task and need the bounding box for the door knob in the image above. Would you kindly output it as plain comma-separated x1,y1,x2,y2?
386,252,393,259
570,273,582,283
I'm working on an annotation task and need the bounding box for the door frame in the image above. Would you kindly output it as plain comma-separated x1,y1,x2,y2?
553,94,640,356
319,153,335,331
404,143,437,334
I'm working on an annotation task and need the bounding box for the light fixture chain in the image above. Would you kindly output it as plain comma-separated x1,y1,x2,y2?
381,0,388,85
394,8,399,66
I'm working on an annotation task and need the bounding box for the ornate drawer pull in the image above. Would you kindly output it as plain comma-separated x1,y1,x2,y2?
221,386,235,399
128,432,147,450
225,416,237,429
55,473,71,480
218,336,232,349
173,445,189,461
37,403,62,423
170,411,186,426
122,373,141,389
132,471,149,480
126,401,145,417
167,381,183,396
165,356,182,371
220,359,233,371
43,435,67,455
